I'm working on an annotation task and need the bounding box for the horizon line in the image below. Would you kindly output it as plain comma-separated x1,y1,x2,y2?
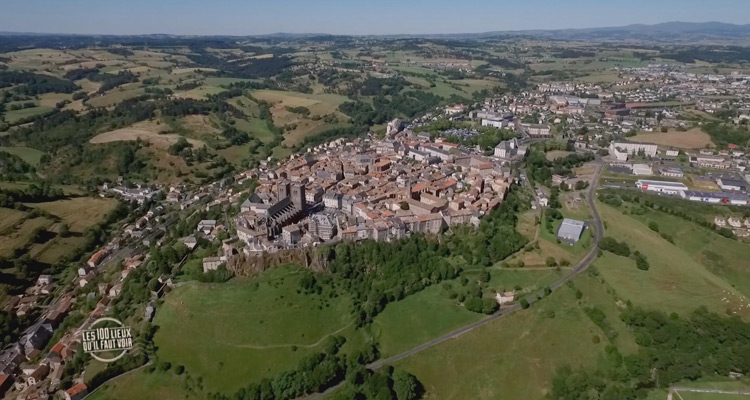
0,20,747,39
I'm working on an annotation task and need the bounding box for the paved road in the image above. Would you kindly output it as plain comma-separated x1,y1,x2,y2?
298,163,606,399
369,163,604,370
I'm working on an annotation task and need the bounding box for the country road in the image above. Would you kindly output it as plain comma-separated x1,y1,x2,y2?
368,162,604,370
299,162,605,399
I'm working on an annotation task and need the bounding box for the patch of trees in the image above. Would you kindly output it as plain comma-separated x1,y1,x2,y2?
0,71,78,95
598,236,631,257
95,71,139,93
0,151,34,178
284,105,310,116
527,148,594,187
598,236,650,271
187,50,293,78
117,142,146,176
107,47,134,57
298,125,368,150
0,310,29,349
554,49,596,58
160,98,243,119
551,307,750,399
484,57,525,69
346,76,407,97
444,127,517,151
14,96,156,152
221,126,251,145
174,80,203,91
325,235,462,326
663,46,750,64
62,68,138,93
583,306,618,341
0,182,65,204
703,123,750,148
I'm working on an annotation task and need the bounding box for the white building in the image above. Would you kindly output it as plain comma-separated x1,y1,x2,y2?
635,180,688,195
609,141,658,158
632,164,653,176
482,118,509,128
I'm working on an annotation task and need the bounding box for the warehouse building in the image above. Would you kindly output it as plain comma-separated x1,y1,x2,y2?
556,218,586,244
635,180,688,195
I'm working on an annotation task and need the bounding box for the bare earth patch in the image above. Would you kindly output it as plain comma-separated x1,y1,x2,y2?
90,122,205,149
629,128,715,149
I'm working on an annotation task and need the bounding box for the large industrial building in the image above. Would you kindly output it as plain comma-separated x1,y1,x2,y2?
635,180,688,195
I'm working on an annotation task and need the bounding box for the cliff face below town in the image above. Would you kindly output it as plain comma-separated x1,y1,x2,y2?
226,247,330,276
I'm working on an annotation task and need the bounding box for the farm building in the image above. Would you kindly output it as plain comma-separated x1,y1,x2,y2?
635,180,688,195
556,218,586,244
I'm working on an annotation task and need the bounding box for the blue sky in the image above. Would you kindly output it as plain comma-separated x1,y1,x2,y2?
2,0,748,35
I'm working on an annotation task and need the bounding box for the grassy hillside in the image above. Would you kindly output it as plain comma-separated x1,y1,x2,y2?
152,266,363,394
396,272,633,400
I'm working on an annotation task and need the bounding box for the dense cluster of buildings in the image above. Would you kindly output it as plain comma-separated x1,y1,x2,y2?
225,131,514,255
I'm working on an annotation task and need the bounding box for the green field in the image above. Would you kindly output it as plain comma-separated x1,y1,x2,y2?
0,146,45,166
4,106,55,124
0,216,53,257
87,369,199,400
152,266,360,394
27,197,119,232
87,87,146,108
372,283,482,357
0,207,28,233
623,207,750,297
593,203,750,319
397,272,630,400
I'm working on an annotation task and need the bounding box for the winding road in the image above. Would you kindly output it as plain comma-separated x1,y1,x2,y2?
300,162,605,399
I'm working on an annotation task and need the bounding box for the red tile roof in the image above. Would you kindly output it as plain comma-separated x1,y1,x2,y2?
66,382,88,396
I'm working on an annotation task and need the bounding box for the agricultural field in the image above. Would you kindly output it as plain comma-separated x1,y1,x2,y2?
3,105,55,123
0,207,28,233
628,128,715,149
0,146,44,166
0,216,54,257
90,125,206,149
26,197,118,232
252,90,349,116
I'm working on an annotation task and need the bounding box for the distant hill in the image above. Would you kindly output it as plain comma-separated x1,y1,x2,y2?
1,21,750,41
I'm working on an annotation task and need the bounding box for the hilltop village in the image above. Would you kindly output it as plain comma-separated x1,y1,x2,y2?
229,127,513,254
